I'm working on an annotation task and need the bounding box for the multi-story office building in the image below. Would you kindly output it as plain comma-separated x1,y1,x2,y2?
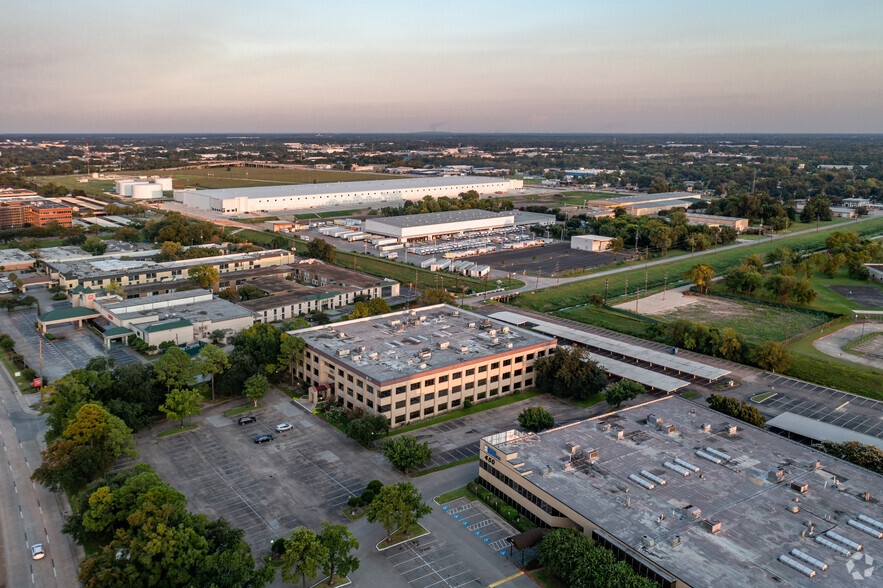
293,305,557,428
0,193,73,228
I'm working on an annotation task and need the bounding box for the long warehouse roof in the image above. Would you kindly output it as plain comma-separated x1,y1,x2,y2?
489,311,730,381
767,412,883,450
180,175,511,201
367,209,511,228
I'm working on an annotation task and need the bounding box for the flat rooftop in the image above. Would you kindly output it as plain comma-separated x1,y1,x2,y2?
684,212,747,222
366,209,513,229
486,396,883,588
628,199,694,210
183,176,510,201
291,305,555,384
104,290,256,324
0,248,35,263
599,192,699,205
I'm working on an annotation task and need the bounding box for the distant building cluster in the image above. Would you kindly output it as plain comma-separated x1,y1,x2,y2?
0,189,73,229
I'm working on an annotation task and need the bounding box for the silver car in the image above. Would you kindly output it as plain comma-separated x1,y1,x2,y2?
31,544,45,560
274,423,293,432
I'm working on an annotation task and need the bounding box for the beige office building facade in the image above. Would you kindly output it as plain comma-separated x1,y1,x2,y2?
292,305,557,428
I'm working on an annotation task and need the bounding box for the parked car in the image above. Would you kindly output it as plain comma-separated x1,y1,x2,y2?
275,423,293,432
238,416,256,425
31,544,45,560
253,434,274,444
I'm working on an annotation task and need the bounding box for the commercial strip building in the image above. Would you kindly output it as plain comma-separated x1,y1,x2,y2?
239,260,400,323
43,249,296,291
867,263,883,282
0,248,36,270
174,176,523,214
570,234,614,252
479,396,883,588
0,194,73,228
63,288,256,347
292,305,557,428
684,212,749,232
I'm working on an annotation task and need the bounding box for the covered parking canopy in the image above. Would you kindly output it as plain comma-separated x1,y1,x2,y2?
36,306,100,333
579,347,689,393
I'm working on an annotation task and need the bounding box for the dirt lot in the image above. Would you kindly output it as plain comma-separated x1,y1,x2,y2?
827,285,883,308
471,241,618,276
655,295,829,343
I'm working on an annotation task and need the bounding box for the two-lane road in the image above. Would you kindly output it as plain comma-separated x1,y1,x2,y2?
0,365,80,588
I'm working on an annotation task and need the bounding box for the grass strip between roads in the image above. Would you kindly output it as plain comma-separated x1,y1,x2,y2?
157,424,198,438
389,390,541,436
413,455,479,477
376,523,428,550
436,484,479,504
225,404,260,417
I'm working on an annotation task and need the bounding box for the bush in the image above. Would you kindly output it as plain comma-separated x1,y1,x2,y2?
464,398,473,410
466,482,478,495
21,368,36,380
367,480,383,493
52,292,67,300
347,496,363,508
706,394,766,427
271,538,288,557
360,489,375,504
517,406,555,432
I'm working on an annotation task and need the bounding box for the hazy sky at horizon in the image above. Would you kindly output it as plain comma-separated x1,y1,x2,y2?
2,0,881,133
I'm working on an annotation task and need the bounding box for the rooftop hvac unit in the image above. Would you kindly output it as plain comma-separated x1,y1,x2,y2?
629,474,655,490
420,351,432,360
419,315,427,321
452,310,459,316
665,424,676,434
685,507,702,519
848,519,883,538
351,354,361,361
701,423,712,432
790,549,828,571
409,310,417,316
419,363,427,369
647,414,661,425
488,329,497,337
674,458,700,472
790,482,808,494
596,421,610,432
566,442,581,454
641,535,655,548
815,535,851,556
614,430,624,440
777,555,816,578
704,447,731,461
368,352,378,359
390,320,400,326
825,531,862,551
696,450,721,464
506,343,513,349
586,449,599,460
501,326,510,334
724,423,738,435
437,341,450,350
665,462,691,476
339,332,347,338
640,470,666,485
768,469,786,483
358,346,366,352
490,338,499,345
459,346,469,353
468,322,476,328
701,519,722,534
336,349,350,356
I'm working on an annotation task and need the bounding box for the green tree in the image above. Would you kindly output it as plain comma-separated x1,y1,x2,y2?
82,236,108,255
346,414,390,445
197,343,230,402
319,522,360,584
382,435,432,472
517,406,555,432
685,263,715,294
791,278,817,306
113,226,140,242
237,284,265,301
153,347,195,391
281,527,328,588
605,379,645,408
277,334,306,385
159,388,202,428
105,279,125,297
534,347,607,401
366,482,432,542
815,441,883,475
754,341,792,373
243,373,269,407
188,264,220,290
765,274,797,304
706,394,766,427
416,288,455,306
158,240,184,261
589,293,604,307
306,238,336,263
718,328,744,362
219,287,239,302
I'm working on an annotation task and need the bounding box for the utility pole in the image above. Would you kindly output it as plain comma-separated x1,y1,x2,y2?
555,261,560,287
663,274,668,300
604,278,609,304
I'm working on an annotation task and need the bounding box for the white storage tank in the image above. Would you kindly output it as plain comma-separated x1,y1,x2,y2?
153,177,174,191
132,184,164,199
120,181,151,196
115,179,138,194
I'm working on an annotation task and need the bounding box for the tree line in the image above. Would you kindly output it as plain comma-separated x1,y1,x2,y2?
379,191,514,217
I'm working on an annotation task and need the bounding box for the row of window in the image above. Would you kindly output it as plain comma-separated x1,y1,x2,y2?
480,459,564,517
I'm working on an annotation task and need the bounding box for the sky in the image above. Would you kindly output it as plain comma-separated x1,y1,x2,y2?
1,0,881,133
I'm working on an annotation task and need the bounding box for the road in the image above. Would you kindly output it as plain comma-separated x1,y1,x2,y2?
464,213,883,304
0,365,80,588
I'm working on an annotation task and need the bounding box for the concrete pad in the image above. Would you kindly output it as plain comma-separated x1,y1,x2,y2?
274,401,304,417
207,415,232,428
318,450,339,463
299,418,314,428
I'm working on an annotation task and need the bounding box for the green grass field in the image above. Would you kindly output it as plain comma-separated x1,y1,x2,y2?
37,176,116,198
511,216,883,314
785,318,883,400
118,166,391,189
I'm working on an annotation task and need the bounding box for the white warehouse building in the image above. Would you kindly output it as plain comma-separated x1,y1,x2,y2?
364,209,515,243
173,176,523,214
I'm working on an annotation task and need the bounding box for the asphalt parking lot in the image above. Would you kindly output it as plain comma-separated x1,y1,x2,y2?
136,391,396,557
440,498,517,556
471,241,618,276
411,394,604,471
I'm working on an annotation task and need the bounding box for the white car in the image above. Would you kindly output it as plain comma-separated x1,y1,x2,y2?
31,544,45,560
275,423,293,432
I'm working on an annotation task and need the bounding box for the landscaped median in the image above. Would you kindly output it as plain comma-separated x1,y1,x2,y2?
225,404,261,417
156,423,198,438
375,524,430,551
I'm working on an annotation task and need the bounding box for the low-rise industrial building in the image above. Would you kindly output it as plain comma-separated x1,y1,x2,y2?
570,234,614,252
364,209,516,243
684,212,749,232
44,249,296,291
174,176,522,214
293,305,557,428
0,194,73,228
479,395,883,588
866,263,883,282
0,248,36,270
70,288,256,346
590,192,701,209
842,197,871,208
626,199,693,216
239,260,400,323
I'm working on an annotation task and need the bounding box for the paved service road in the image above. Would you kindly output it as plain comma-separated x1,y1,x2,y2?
0,365,80,588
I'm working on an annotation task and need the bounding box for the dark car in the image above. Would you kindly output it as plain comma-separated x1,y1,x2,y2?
253,434,274,444
238,416,256,425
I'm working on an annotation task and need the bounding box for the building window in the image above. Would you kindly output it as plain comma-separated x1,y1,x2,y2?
465,368,475,376
452,385,462,393
424,378,435,387
396,400,406,409
479,365,488,373
491,362,499,369
438,389,448,397
465,382,474,390
396,386,406,394
477,392,486,400
356,394,363,402
424,393,435,401
490,376,498,383
438,402,448,411
338,369,344,377
502,373,510,379
525,379,533,387
515,356,523,363
452,372,461,380
410,382,421,391
501,385,510,393
366,399,373,408
410,410,420,419
424,407,434,415
395,415,406,424
526,366,534,373
452,399,461,408
380,389,391,399
347,374,354,383
410,397,420,405
438,375,449,383
514,369,522,377
503,359,511,367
